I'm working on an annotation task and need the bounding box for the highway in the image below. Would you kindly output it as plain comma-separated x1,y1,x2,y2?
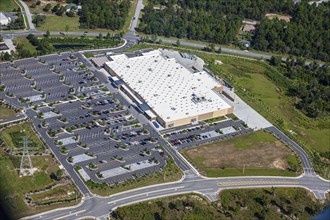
1,1,327,219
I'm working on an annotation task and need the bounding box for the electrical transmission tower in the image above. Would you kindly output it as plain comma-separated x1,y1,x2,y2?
17,136,38,176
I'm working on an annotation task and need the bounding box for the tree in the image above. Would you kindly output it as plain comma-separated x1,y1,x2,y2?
32,14,46,27
3,52,11,61
65,25,69,32
56,169,63,180
151,35,157,43
176,39,181,47
270,56,282,66
43,3,52,12
50,169,63,180
209,43,215,52
79,0,131,30
45,30,50,37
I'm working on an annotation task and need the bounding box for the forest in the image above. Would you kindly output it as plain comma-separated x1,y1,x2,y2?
79,0,131,30
138,0,330,61
280,60,329,118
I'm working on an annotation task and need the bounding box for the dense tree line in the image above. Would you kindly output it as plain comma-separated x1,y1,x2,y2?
27,34,55,55
6,13,25,30
272,58,330,118
137,1,243,44
79,0,131,30
111,190,325,220
32,14,46,27
138,0,330,61
253,3,330,61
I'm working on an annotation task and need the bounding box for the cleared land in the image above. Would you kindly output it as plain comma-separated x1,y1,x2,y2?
0,0,18,12
0,149,79,219
0,105,16,119
111,189,327,220
1,122,43,152
182,131,301,177
265,13,292,22
207,55,329,154
80,157,183,196
31,184,77,205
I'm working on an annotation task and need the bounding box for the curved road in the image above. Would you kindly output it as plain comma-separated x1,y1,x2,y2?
17,0,35,30
23,174,329,220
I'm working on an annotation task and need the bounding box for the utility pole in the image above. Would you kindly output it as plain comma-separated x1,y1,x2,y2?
243,164,246,174
17,136,38,176
19,136,33,176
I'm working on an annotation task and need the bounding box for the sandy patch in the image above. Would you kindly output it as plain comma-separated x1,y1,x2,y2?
266,13,292,22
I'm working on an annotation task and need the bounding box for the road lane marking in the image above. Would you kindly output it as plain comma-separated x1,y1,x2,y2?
107,186,185,204
53,209,86,220
217,181,299,186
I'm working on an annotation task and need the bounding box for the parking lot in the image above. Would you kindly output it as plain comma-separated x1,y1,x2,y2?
163,119,252,150
0,53,102,105
0,52,168,185
36,92,167,184
0,51,254,186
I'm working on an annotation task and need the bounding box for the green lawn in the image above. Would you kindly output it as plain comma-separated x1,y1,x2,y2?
37,15,122,33
181,131,302,177
1,122,44,152
80,157,183,196
0,105,16,119
0,0,18,12
37,15,81,32
111,189,327,220
13,36,38,55
204,116,226,124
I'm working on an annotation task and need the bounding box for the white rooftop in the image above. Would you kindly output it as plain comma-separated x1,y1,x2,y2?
105,49,231,122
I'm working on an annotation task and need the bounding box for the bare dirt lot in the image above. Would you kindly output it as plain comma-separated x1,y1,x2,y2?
182,131,301,177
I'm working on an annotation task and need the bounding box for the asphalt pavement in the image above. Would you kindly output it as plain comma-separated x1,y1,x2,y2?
23,174,329,220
